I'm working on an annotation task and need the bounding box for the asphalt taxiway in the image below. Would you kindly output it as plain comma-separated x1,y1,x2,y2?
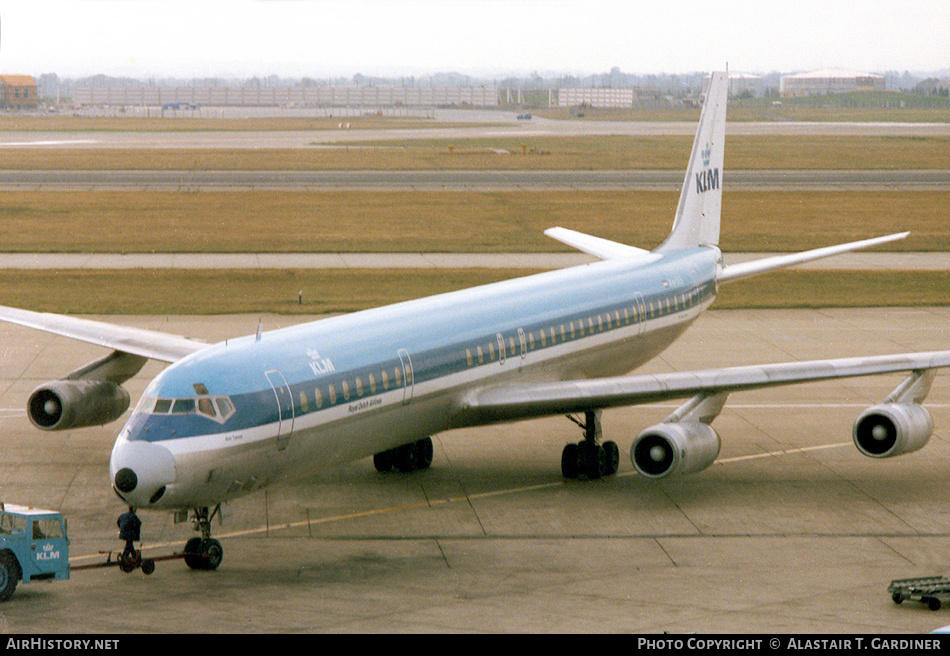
0,308,949,633
2,169,948,192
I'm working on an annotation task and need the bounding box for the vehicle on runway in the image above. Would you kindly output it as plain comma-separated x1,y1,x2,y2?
2,72,948,569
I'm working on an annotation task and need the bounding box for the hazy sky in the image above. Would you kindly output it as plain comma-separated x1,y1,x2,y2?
2,0,948,79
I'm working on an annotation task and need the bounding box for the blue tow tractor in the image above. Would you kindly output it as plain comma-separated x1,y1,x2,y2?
0,502,192,602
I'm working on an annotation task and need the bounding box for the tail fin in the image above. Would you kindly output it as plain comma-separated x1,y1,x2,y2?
657,71,728,252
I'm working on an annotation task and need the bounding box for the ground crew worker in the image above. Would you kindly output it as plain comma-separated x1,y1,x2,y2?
117,507,141,560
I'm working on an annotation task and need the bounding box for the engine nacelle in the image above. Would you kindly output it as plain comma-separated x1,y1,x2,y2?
630,422,721,479
853,403,932,458
28,380,131,431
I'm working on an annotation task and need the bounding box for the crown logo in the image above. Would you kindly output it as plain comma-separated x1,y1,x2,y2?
701,143,712,167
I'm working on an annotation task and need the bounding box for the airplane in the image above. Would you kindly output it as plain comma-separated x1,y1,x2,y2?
2,71,948,571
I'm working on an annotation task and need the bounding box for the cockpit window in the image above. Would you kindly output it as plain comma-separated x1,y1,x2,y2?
145,395,236,424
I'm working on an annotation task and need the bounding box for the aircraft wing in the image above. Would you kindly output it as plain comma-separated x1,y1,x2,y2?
455,350,950,425
0,305,208,363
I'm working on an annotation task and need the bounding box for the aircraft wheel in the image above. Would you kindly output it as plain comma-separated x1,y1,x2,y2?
892,592,903,604
579,441,606,480
142,559,155,575
203,539,223,571
928,597,942,611
414,437,433,470
184,537,205,570
0,552,18,602
603,440,620,475
561,443,580,479
184,537,223,571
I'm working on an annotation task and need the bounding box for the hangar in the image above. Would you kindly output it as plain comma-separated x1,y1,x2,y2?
0,75,38,108
780,69,885,98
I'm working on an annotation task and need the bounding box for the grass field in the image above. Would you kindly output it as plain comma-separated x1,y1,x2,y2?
0,268,946,315
2,135,947,170
0,189,946,253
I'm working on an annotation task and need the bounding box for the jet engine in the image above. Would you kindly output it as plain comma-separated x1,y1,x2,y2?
852,403,932,458
28,380,131,431
630,422,721,478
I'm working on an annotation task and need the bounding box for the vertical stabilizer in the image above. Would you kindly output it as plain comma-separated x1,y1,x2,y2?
657,71,728,251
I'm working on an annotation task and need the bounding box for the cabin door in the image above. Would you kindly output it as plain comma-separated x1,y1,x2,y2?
265,369,295,451
397,349,414,405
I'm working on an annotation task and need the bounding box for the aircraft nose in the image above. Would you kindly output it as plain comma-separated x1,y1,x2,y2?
110,439,176,507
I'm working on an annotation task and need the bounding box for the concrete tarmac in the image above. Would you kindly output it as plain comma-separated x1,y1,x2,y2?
1,308,950,633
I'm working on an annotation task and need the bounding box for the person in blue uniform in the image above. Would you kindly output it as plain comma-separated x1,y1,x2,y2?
117,507,141,561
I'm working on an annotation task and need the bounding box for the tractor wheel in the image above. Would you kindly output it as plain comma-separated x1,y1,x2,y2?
0,552,20,602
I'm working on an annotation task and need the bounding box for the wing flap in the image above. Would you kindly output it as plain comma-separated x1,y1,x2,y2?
455,350,950,425
0,305,208,363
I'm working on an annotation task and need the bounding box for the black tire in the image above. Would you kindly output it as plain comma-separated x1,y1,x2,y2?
579,442,606,480
142,559,155,575
892,592,903,604
561,443,580,479
184,537,223,571
928,597,942,611
0,552,19,602
603,440,620,476
414,438,433,470
202,539,223,571
183,537,204,570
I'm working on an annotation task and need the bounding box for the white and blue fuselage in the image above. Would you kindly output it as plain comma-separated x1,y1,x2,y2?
110,247,720,509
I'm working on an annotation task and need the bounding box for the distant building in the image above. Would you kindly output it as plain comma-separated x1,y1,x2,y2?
557,88,636,109
72,83,499,108
780,69,885,98
0,75,38,108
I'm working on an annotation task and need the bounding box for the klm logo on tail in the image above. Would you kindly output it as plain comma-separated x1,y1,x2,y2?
695,168,719,194
695,141,719,194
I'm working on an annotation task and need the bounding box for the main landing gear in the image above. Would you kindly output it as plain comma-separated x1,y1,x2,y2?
373,437,434,473
183,505,224,571
561,410,620,480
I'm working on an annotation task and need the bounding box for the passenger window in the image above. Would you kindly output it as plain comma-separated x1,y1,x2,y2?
355,378,363,397
342,380,351,400
369,373,377,394
381,370,389,390
314,388,323,408
466,349,473,367
394,367,402,386
328,384,337,405
477,345,484,364
299,392,309,413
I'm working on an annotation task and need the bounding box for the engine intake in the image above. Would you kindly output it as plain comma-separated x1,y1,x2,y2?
853,403,932,458
28,380,131,431
630,422,721,479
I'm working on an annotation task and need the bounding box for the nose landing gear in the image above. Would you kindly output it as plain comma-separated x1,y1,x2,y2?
183,505,224,571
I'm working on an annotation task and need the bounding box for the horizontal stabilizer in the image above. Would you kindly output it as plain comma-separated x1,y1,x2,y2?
544,227,658,262
717,232,909,284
